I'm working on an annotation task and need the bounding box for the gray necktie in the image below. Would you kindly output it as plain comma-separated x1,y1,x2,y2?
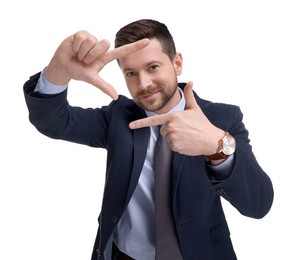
154,129,183,260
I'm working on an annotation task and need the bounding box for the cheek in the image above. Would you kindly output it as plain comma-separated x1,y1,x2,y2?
126,82,138,97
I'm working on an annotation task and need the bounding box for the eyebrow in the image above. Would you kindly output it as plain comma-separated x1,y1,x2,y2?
122,60,162,73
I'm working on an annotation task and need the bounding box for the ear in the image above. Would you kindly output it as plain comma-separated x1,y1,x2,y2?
173,52,183,76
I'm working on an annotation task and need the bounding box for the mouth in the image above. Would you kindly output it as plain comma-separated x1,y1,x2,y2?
141,90,159,99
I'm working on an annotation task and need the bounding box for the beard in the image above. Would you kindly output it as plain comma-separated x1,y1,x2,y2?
134,84,178,113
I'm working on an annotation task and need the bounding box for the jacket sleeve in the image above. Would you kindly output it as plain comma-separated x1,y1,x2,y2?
23,72,110,148
208,104,274,219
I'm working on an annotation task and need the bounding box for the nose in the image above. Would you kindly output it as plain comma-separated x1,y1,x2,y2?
138,72,152,90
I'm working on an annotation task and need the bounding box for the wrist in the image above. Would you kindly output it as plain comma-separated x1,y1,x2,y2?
205,131,236,162
44,62,71,86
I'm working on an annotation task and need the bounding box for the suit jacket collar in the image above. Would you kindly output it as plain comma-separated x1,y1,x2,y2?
125,125,150,206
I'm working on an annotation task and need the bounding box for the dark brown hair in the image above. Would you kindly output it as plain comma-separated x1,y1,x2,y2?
115,19,177,60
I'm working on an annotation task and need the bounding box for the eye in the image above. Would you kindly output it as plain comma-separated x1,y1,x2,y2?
149,65,159,71
126,71,136,77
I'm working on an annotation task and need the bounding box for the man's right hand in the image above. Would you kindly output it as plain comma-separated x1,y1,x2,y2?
44,31,149,100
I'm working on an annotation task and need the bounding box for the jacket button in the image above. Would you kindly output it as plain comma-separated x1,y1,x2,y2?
96,249,101,259
216,188,231,199
112,215,118,224
216,188,224,195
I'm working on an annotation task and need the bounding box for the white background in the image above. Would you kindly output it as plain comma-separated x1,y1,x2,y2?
1,0,297,259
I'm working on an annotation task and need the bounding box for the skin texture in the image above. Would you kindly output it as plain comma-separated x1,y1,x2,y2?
118,39,182,114
44,31,225,163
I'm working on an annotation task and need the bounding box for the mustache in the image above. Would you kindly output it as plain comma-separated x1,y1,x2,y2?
137,86,161,96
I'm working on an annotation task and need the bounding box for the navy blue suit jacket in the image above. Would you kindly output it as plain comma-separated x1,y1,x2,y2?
24,72,274,260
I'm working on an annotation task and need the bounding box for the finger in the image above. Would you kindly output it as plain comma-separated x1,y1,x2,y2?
72,31,87,53
83,39,110,64
72,31,99,61
184,81,199,109
104,38,150,64
87,74,119,100
129,113,170,129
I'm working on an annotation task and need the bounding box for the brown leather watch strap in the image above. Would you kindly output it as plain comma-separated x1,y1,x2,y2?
206,151,228,161
205,132,229,161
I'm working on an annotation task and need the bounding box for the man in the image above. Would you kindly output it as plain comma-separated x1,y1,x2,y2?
23,19,274,260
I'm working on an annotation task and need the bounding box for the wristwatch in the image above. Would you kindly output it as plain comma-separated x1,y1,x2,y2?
206,132,236,161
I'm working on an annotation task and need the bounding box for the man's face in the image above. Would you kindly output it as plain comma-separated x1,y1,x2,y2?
118,39,183,114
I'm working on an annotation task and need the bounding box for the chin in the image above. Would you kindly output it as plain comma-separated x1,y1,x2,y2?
139,103,163,113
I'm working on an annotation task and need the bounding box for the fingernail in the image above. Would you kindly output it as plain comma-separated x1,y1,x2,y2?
129,122,135,129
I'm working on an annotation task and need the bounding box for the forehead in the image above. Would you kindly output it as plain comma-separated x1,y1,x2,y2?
119,39,168,70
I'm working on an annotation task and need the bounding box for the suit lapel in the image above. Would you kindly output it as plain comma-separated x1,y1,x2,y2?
172,152,186,197
124,126,150,206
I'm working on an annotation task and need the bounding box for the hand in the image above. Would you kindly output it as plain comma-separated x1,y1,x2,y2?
44,31,149,100
129,82,224,156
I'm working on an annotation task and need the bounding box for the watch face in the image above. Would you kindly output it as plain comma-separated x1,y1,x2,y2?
222,135,236,155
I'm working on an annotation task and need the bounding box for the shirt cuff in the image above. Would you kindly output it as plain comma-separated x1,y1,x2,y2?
208,154,234,181
34,70,68,94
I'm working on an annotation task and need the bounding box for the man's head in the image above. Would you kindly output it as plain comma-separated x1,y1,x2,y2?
115,19,183,114
115,19,177,61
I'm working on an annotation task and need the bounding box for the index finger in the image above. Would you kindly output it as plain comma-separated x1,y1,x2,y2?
105,38,150,64
129,113,170,129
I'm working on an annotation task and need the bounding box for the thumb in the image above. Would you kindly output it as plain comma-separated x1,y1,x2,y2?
184,81,198,109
